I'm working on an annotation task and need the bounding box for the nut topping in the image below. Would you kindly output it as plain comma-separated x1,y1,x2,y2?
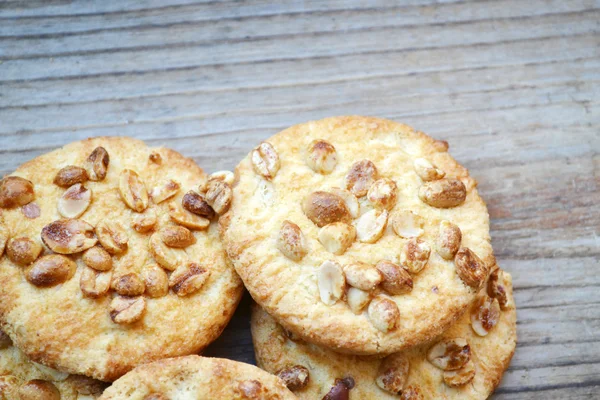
356,209,388,243
376,260,413,295
169,262,210,296
82,246,112,271
0,330,11,349
330,188,360,219
238,379,264,399
418,179,466,208
251,142,280,180
0,176,34,208
401,386,424,400
112,273,146,296
141,264,169,298
109,296,146,325
149,232,187,271
132,208,157,233
80,267,112,298
277,365,310,391
323,378,353,400
488,268,509,310
303,191,351,227
376,354,410,394
413,158,445,181
149,152,162,164
470,294,500,336
57,183,92,219
345,159,378,198
84,146,110,181
150,179,180,204
343,262,382,291
41,219,97,254
208,170,235,186
159,225,196,248
204,180,233,215
391,211,424,239
182,191,215,219
400,238,431,274
455,247,489,288
368,296,400,333
276,220,308,261
53,166,88,187
95,220,128,254
317,260,345,306
168,202,210,230
318,222,355,255
26,255,75,287
427,338,471,370
436,220,462,260
119,169,149,212
18,380,60,400
346,287,371,314
6,237,42,265
306,139,338,174
367,178,398,210
21,202,41,219
443,360,475,387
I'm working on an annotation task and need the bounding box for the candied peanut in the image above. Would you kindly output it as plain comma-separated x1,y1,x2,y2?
169,262,210,296
251,142,280,180
84,146,109,181
306,139,338,174
96,220,128,255
346,287,371,314
400,238,431,274
204,180,232,215
141,264,169,298
150,179,180,204
356,209,388,243
367,178,398,210
0,176,34,208
443,360,475,387
277,220,308,261
168,202,210,230
343,262,382,291
318,260,345,306
330,187,360,219
455,247,489,288
413,158,445,181
418,179,466,208
82,246,112,271
488,268,509,310
159,225,196,248
376,354,409,394
119,169,149,212
376,260,413,295
112,273,146,296
109,296,146,324
368,296,400,332
42,219,97,254
427,338,470,371
132,208,157,233
182,191,215,219
54,166,88,188
436,220,462,260
80,267,112,298
391,211,424,239
303,191,351,228
26,255,75,287
6,237,42,265
345,159,378,197
470,294,500,336
318,222,355,255
57,183,92,219
149,232,187,271
21,202,41,219
277,365,310,391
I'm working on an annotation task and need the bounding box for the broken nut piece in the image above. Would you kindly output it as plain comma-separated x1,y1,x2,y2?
413,158,445,181
84,147,110,181
0,176,35,208
376,260,413,295
132,208,157,233
317,260,345,306
470,294,500,336
169,262,210,296
149,231,187,271
318,222,355,255
356,209,388,243
182,191,215,219
488,268,509,310
343,262,382,291
427,338,471,371
330,187,360,219
53,166,88,188
150,179,180,204
306,139,338,174
251,142,280,180
168,202,210,230
376,354,410,394
57,183,92,219
26,255,76,287
95,220,128,255
367,178,398,210
436,220,462,260
368,296,400,333
119,169,149,212
41,219,97,254
347,287,371,314
112,273,146,296
277,365,310,391
109,296,146,325
391,211,424,239
204,180,232,215
80,267,112,298
455,247,489,288
276,220,308,261
400,238,431,274
345,159,378,198
159,225,196,248
303,191,351,228
141,264,169,298
418,179,466,208
6,237,42,265
443,360,475,387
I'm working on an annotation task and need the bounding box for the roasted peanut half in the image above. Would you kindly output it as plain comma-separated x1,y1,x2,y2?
141,264,169,298
277,365,310,391
18,380,60,400
251,142,280,180
317,260,345,306
413,158,445,181
132,208,157,233
306,139,338,174
436,220,462,260
168,202,210,230
54,166,88,188
80,267,112,298
0,176,34,208
112,273,146,296
356,209,388,243
318,222,355,255
347,287,371,314
418,179,466,208
109,296,146,325
427,338,471,371
330,187,360,219
376,354,410,394
400,238,431,274
6,237,42,265
82,246,112,271
119,169,149,212
367,178,398,210
204,180,233,215
96,220,128,254
488,268,509,310
376,260,413,295
470,294,500,336
169,262,211,296
41,219,97,254
368,296,400,333
84,146,109,181
345,159,378,197
303,191,351,227
159,225,196,248
455,247,489,288
150,179,180,204
443,360,475,387
276,220,308,261
182,191,215,219
149,231,187,271
57,183,92,219
391,211,424,239
343,262,382,291
26,255,75,287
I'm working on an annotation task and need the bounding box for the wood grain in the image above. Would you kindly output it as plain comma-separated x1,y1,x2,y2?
0,0,598,398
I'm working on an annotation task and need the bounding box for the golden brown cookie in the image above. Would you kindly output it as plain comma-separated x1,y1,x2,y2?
0,137,243,381
221,116,495,354
252,268,516,399
98,355,296,399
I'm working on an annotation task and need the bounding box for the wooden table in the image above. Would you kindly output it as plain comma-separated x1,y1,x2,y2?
1,1,598,398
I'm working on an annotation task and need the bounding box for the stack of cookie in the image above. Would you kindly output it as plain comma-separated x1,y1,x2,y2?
222,117,517,399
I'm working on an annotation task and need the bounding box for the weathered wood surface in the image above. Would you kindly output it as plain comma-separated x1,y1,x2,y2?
0,0,598,397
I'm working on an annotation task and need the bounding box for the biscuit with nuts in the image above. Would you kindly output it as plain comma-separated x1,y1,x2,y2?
0,137,243,381
251,268,516,399
221,116,494,354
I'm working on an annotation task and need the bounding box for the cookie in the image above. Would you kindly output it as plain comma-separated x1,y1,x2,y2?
252,268,516,399
98,355,296,399
0,328,106,399
221,116,495,354
0,137,243,381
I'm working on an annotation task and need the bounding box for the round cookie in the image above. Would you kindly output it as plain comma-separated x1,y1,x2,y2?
252,268,516,399
99,355,296,399
0,329,107,399
221,116,495,354
0,137,243,381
